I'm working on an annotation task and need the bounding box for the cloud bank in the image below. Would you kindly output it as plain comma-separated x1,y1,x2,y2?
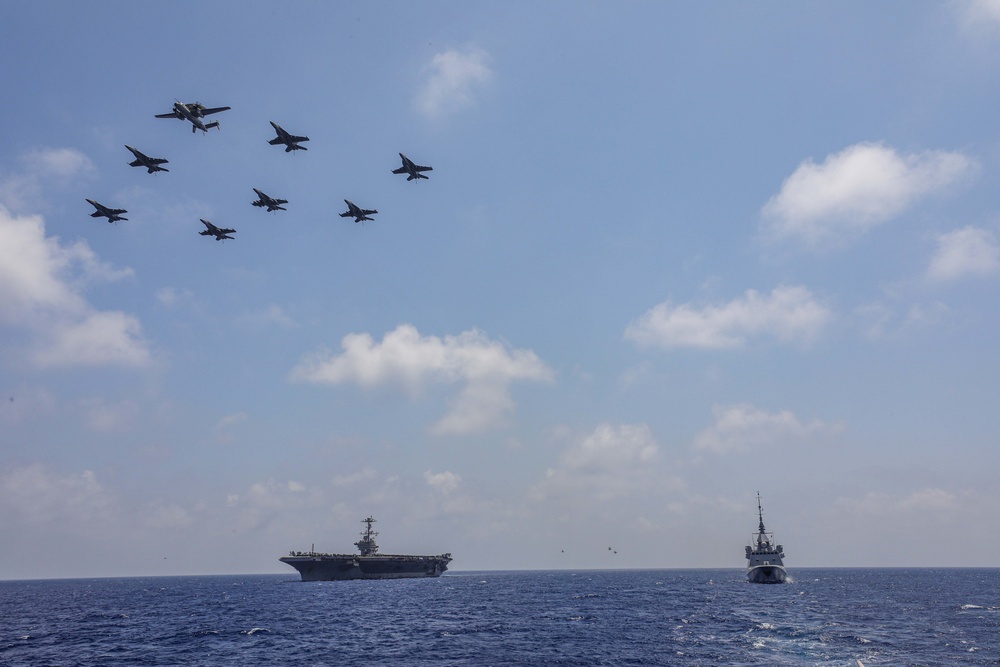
290,324,553,434
416,47,493,118
926,226,1000,282
694,403,842,453
0,205,151,368
0,464,115,531
762,142,974,247
835,488,959,515
625,285,831,349
0,147,95,213
958,0,1000,31
424,470,462,495
532,423,668,505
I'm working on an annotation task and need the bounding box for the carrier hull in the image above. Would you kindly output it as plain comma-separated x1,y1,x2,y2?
280,516,452,582
280,554,451,581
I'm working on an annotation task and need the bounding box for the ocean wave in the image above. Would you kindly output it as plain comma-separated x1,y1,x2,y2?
3,570,1000,666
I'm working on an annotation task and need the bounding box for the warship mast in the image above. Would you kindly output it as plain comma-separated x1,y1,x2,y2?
756,492,769,548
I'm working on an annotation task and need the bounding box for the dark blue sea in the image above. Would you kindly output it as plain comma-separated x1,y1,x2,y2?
1,569,998,666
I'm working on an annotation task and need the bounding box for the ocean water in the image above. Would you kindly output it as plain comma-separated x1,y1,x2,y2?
1,569,998,666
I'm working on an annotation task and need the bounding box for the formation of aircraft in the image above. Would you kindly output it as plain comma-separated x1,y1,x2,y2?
90,100,435,238
155,101,231,134
125,145,169,173
86,199,128,223
268,121,309,152
252,188,288,212
392,153,433,181
199,219,236,241
340,200,378,223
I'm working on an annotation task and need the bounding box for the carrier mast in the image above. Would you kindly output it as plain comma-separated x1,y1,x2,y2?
354,516,380,556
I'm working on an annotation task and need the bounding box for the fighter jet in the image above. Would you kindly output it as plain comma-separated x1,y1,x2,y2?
252,188,288,212
155,101,231,133
267,121,309,152
339,200,378,223
86,199,128,223
199,219,236,241
392,153,433,181
125,145,169,173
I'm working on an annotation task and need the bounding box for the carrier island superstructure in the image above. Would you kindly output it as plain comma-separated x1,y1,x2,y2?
745,493,787,584
280,516,452,581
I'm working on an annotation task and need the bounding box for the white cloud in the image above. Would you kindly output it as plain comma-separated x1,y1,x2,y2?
958,0,1000,30
926,226,1000,282
224,478,319,533
0,147,95,212
416,47,493,118
80,397,140,433
762,142,974,247
625,285,831,349
213,412,247,443
431,380,517,435
155,287,193,307
693,403,842,454
424,470,462,495
835,488,959,515
856,301,950,341
0,387,57,425
216,412,247,429
0,464,115,530
290,324,553,434
0,205,151,368
532,423,674,505
331,468,378,487
34,311,150,368
24,147,95,180
561,423,659,472
238,304,297,329
141,502,194,529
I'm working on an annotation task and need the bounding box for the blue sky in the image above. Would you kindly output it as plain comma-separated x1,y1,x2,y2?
2,1,1000,578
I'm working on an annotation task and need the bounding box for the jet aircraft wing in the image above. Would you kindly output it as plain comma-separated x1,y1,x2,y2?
200,219,236,240
199,106,231,116
393,154,433,180
86,199,128,222
393,163,432,173
340,200,378,221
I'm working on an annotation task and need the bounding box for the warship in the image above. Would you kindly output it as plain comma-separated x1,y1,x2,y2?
280,516,452,581
745,493,786,584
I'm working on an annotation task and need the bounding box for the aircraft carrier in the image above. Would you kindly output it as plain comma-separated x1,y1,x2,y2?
280,516,452,581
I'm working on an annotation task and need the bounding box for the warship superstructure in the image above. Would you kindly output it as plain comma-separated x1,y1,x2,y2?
280,516,452,581
745,493,786,584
